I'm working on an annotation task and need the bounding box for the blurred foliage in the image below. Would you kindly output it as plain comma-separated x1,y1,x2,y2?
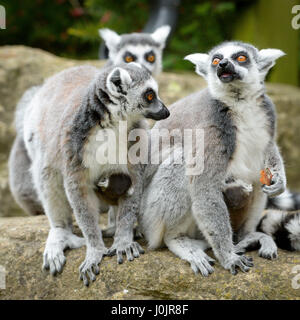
1,0,298,76
68,0,252,70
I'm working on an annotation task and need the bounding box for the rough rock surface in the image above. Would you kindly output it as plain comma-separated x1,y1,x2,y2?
0,215,300,300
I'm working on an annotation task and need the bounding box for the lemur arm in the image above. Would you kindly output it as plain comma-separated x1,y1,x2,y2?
108,163,146,263
262,141,286,198
64,169,107,286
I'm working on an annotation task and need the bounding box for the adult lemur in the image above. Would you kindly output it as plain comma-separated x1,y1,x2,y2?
114,41,299,276
9,63,169,285
9,26,171,218
99,25,171,76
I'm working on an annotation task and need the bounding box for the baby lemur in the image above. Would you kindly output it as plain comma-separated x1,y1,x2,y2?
10,63,169,285
113,41,296,276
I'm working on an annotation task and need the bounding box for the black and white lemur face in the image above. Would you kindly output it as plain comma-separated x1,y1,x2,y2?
99,25,171,76
185,41,285,100
105,62,169,121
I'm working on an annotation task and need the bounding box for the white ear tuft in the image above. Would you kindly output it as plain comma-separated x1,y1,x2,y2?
184,53,209,78
106,67,132,97
258,48,285,77
99,28,121,52
151,25,171,48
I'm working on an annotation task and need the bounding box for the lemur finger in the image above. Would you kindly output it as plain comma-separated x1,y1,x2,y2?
43,254,50,270
199,259,214,275
237,260,250,273
125,247,134,261
49,261,57,276
87,269,96,282
92,264,100,275
241,255,254,267
230,265,238,275
131,243,140,258
135,242,145,254
190,262,199,274
107,248,116,256
117,250,124,264
53,257,63,274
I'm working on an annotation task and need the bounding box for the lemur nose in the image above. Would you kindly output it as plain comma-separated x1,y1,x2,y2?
219,59,229,68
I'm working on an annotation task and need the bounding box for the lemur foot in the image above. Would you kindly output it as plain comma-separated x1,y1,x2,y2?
222,252,254,275
188,250,215,277
108,239,145,264
79,246,107,286
236,232,278,260
43,228,85,275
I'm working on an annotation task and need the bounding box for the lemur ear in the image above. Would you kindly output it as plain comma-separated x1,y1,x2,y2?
99,28,121,53
257,49,285,77
184,53,209,79
151,25,171,48
106,67,132,97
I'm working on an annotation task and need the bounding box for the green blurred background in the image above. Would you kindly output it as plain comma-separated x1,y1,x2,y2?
0,0,299,85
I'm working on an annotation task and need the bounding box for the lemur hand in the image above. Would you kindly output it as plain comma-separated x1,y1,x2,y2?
221,250,254,275
79,246,107,286
108,233,144,264
262,173,285,198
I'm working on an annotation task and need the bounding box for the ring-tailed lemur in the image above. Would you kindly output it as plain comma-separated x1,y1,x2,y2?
113,41,299,276
8,25,171,219
9,62,169,286
99,25,171,76
98,25,171,237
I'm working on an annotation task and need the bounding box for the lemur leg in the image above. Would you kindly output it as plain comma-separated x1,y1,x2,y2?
102,205,117,238
237,184,278,259
31,163,85,275
108,164,145,263
164,227,214,277
190,187,254,275
9,136,43,215
64,170,107,286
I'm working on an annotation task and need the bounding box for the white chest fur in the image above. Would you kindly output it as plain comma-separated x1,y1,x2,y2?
227,100,271,184
82,125,129,184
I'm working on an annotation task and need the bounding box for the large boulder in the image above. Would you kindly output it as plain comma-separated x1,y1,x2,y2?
0,214,300,300
0,46,300,217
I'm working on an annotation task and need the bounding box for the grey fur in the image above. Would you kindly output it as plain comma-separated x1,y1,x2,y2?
116,41,286,276
9,85,43,216
99,26,171,76
9,63,168,286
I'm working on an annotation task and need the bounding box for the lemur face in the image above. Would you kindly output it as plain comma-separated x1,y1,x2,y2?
209,44,254,84
99,26,171,76
105,63,169,121
185,41,285,91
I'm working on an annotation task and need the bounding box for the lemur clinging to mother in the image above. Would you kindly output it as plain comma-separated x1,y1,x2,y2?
10,62,169,285
114,41,300,276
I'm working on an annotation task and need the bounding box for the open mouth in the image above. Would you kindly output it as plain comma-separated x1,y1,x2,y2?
218,71,235,83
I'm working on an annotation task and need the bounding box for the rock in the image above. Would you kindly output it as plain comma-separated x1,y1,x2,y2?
0,215,300,299
0,45,299,217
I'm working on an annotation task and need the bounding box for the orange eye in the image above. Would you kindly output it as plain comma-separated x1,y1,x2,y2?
125,55,134,63
212,58,220,65
146,92,154,101
147,55,155,63
237,55,247,62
